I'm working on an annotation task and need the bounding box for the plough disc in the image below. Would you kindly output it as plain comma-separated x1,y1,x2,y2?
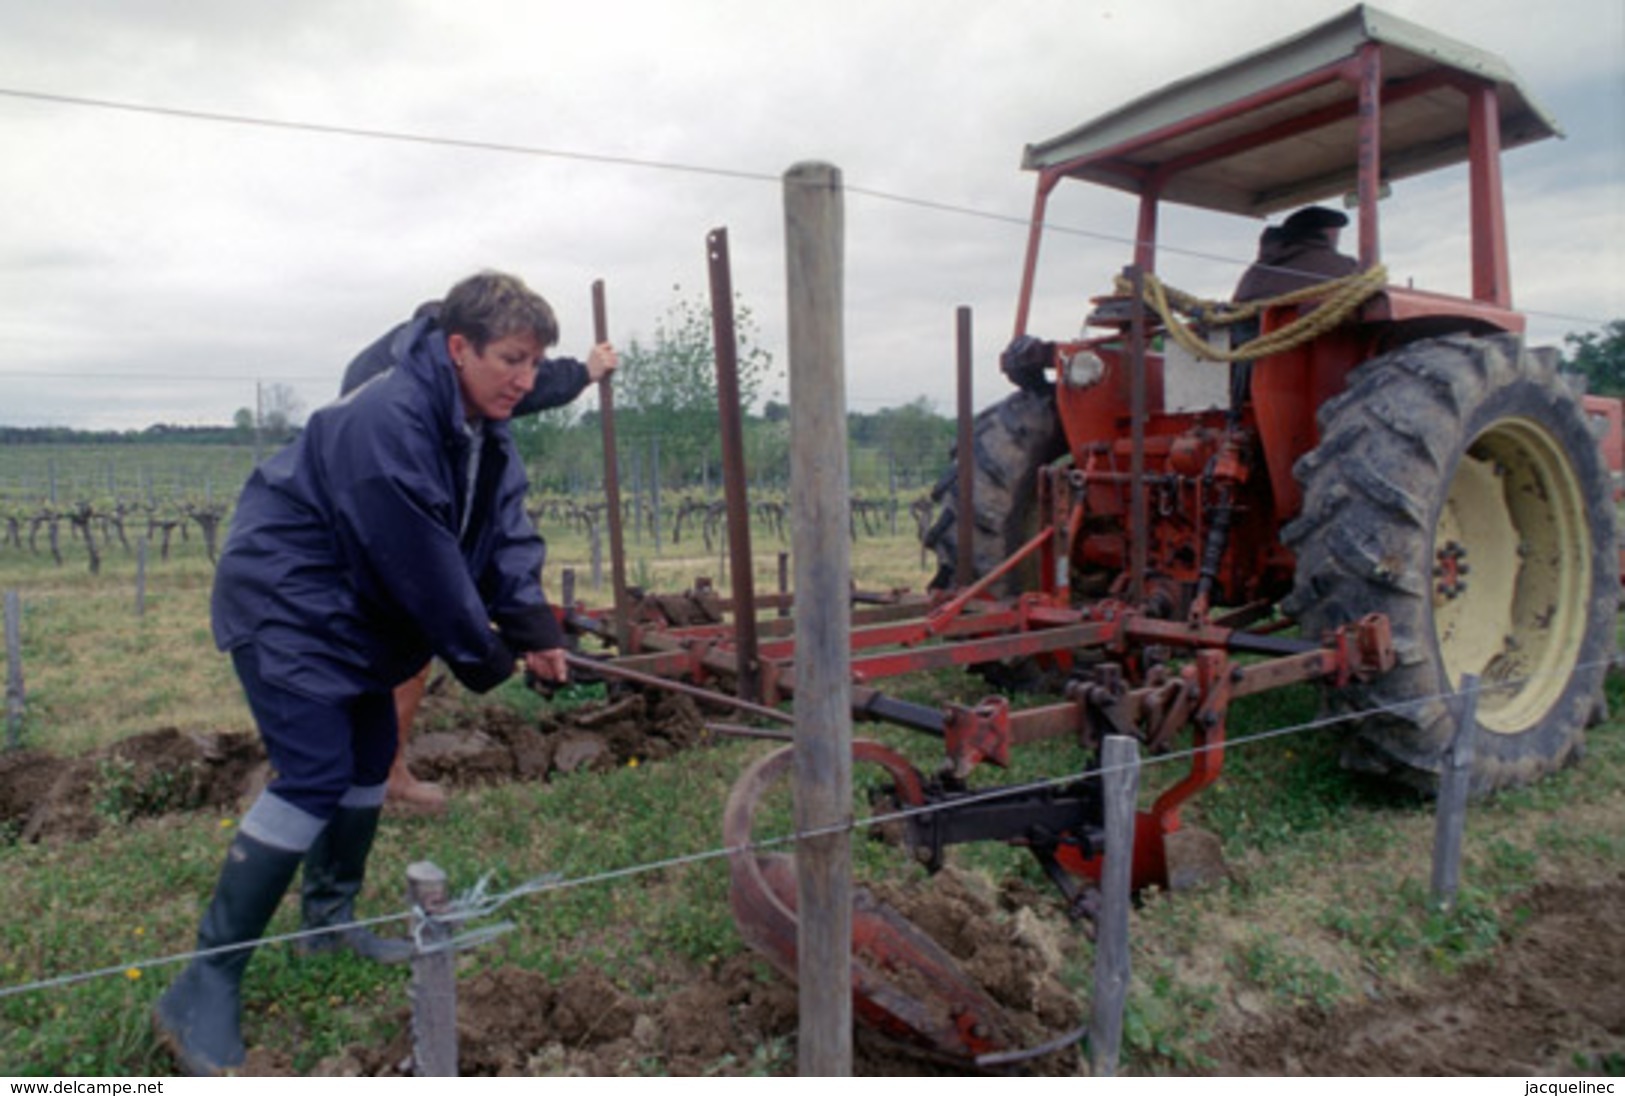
723,741,1015,1059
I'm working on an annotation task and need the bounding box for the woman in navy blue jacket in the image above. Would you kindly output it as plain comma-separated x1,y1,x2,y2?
155,270,574,1075
339,299,615,813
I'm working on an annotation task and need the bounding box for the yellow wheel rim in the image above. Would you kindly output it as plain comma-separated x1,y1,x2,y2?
1433,418,1592,735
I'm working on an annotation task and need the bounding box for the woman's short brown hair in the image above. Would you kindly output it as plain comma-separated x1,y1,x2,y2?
441,270,559,352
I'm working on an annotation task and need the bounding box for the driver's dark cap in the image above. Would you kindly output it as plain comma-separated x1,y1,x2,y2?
1280,205,1349,239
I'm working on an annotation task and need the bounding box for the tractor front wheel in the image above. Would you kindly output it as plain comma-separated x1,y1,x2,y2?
1283,333,1617,792
924,387,1068,596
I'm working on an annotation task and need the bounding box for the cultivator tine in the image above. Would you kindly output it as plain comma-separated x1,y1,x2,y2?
723,743,1014,1059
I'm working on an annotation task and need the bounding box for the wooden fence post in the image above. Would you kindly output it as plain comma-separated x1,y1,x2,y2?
408,861,457,1077
4,589,22,750
1091,734,1140,1077
651,437,663,553
588,514,604,592
1431,673,1479,910
134,540,148,618
785,159,852,1077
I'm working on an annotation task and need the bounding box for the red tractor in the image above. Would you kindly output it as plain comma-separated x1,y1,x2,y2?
572,5,1616,1061
925,2,1617,794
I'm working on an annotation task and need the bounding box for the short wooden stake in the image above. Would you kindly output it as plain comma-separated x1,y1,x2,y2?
1090,734,1140,1077
408,861,457,1077
588,515,604,592
4,589,22,750
134,540,148,617
1431,673,1479,910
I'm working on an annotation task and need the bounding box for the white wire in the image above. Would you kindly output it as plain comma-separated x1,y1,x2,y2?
1,653,1618,1000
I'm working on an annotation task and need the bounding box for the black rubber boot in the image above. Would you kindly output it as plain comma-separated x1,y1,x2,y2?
296,805,413,964
152,833,303,1076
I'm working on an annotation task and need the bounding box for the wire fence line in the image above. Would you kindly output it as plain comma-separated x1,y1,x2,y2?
0,85,1612,337
5,651,1615,1004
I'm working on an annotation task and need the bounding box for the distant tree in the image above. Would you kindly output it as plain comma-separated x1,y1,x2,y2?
1562,320,1625,397
509,404,593,492
232,407,255,436
616,288,778,487
744,417,790,489
878,397,954,485
260,383,306,439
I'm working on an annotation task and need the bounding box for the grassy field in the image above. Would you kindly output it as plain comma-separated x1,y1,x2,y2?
0,518,1620,1075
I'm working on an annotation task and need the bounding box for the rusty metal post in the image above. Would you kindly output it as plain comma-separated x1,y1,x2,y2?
1127,265,1148,606
408,861,457,1077
1354,41,1383,270
954,305,975,587
592,280,632,652
708,227,762,704
784,160,852,1078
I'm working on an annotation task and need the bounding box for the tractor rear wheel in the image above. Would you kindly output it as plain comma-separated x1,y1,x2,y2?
1283,333,1617,792
925,388,1068,595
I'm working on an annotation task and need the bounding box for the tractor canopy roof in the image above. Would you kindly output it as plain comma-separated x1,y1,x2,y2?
1023,3,1561,217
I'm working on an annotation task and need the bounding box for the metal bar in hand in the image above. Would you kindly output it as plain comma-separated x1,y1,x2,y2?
563,652,793,726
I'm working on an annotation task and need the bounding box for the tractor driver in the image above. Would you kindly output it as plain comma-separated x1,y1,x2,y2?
1233,204,1357,302
1228,205,1358,410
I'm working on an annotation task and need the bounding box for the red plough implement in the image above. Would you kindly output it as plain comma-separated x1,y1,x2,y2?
570,479,1396,1057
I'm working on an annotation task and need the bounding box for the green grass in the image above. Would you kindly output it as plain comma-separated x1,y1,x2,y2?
1,526,1620,1075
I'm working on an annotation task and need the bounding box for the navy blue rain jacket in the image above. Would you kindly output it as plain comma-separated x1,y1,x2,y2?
212,314,561,701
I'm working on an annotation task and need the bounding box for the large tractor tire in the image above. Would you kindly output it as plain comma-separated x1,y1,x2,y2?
925,388,1068,596
1283,333,1617,792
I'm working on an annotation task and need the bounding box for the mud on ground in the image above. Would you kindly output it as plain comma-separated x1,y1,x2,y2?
5,694,1621,1075
1200,877,1625,1076
0,689,707,842
258,866,1086,1078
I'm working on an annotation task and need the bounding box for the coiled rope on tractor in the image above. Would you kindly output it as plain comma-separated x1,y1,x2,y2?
1111,263,1389,362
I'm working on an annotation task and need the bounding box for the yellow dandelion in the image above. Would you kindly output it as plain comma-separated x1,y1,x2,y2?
125,968,142,981
219,818,235,829
627,757,640,768
132,926,145,937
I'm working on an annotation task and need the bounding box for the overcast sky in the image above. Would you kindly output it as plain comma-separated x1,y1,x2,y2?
1,0,1621,431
